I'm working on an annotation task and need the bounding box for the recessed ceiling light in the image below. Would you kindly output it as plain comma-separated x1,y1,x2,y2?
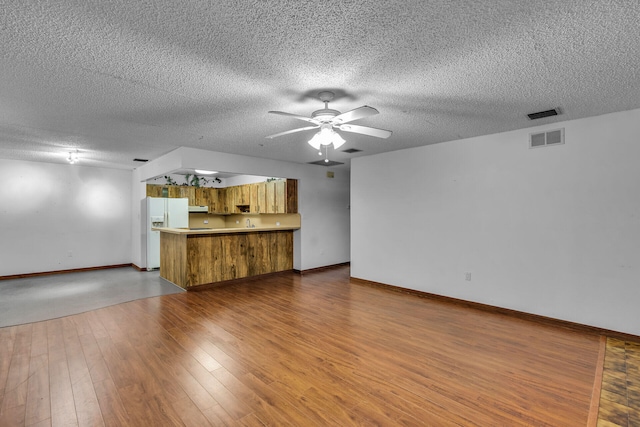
195,169,217,175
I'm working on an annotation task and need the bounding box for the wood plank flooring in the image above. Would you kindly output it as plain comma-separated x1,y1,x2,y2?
596,338,640,426
0,266,605,426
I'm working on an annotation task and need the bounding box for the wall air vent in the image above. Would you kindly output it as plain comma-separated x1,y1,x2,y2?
530,128,564,149
527,108,560,120
307,160,344,166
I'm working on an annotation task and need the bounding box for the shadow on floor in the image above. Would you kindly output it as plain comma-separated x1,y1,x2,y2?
0,267,184,328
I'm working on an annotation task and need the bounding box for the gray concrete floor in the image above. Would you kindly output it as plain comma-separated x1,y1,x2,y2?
0,267,184,328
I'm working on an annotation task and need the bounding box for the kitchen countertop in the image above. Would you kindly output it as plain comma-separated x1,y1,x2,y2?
153,226,300,235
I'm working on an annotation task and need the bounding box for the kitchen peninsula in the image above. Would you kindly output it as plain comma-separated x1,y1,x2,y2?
158,224,299,290
149,179,300,289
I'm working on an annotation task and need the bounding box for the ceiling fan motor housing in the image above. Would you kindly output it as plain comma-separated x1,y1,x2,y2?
311,108,340,123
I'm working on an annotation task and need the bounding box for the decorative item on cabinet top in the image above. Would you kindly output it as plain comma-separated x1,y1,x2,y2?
146,179,297,214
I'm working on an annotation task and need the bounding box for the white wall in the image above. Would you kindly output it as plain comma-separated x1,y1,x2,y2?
146,173,272,188
0,159,132,276
147,173,228,188
224,174,270,187
132,148,350,271
351,108,640,336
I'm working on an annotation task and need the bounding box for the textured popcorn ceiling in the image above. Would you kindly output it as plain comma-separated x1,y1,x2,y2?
1,1,639,170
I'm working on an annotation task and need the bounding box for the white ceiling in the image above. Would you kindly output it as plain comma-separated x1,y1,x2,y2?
1,1,639,171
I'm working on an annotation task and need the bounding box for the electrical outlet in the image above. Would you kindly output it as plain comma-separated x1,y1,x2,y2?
204,220,208,224
465,272,471,281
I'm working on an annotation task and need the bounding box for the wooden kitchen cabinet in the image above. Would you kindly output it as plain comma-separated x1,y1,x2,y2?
194,187,208,208
286,179,298,214
159,228,295,289
274,180,285,213
249,184,257,213
265,181,276,213
167,186,182,199
217,187,229,213
179,186,196,205
145,185,182,199
264,179,297,213
146,185,191,203
146,185,164,198
146,178,297,214
250,183,266,213
236,185,250,206
227,184,250,212
196,187,222,213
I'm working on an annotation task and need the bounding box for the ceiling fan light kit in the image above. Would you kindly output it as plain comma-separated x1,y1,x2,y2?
307,124,346,150
266,91,392,158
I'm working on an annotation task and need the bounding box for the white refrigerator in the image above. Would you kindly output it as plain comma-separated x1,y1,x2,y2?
145,197,189,270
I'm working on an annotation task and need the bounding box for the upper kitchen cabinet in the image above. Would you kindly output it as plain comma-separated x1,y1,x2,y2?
146,185,163,198
178,186,195,204
270,180,285,214
263,179,297,214
195,187,221,213
146,178,297,214
264,181,276,213
229,184,250,213
285,179,298,214
215,187,229,213
146,184,196,204
250,183,265,213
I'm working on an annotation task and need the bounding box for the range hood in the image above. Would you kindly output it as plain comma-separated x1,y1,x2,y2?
188,205,208,213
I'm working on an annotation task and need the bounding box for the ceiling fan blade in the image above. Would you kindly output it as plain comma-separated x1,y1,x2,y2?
337,124,392,139
265,125,319,139
268,111,320,124
332,106,379,124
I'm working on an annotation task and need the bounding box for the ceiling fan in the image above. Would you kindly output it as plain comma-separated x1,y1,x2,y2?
266,91,392,151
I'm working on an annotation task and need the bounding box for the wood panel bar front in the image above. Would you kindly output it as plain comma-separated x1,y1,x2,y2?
159,232,187,287
159,229,294,289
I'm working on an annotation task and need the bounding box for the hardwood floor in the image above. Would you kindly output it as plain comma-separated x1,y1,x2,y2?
596,338,640,426
0,266,604,426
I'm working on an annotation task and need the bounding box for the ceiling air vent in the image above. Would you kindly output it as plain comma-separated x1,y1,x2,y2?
307,160,344,166
133,158,149,162
530,128,564,149
342,148,362,153
527,108,560,120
